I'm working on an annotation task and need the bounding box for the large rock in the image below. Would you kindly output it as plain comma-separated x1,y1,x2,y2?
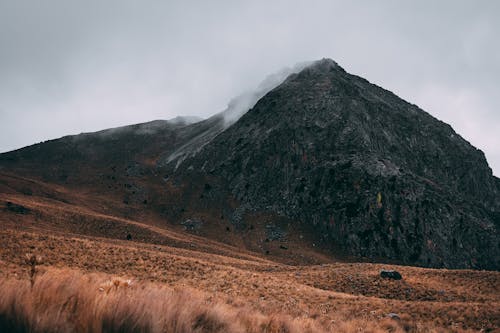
380,270,402,280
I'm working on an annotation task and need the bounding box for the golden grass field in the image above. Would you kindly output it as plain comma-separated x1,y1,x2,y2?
1,172,499,332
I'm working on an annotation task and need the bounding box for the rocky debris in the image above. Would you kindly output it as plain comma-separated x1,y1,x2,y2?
5,201,30,214
386,313,401,320
123,183,148,205
380,270,403,280
181,218,203,231
200,182,218,200
265,224,287,241
126,162,147,177
169,58,500,269
230,204,251,229
161,115,227,170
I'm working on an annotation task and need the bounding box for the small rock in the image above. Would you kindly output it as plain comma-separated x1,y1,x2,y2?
265,224,286,241
387,313,400,320
181,218,203,231
5,202,30,214
380,270,402,280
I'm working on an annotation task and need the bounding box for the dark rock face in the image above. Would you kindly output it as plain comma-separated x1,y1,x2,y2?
170,59,500,269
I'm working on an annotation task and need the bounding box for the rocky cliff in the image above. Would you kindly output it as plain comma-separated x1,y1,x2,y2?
166,59,500,269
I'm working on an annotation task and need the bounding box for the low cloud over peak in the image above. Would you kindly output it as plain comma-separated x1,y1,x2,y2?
0,0,498,175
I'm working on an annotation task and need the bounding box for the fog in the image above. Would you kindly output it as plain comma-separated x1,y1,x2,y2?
0,0,499,175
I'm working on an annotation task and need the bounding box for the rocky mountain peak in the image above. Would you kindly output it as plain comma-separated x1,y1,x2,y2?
306,58,342,71
168,59,499,269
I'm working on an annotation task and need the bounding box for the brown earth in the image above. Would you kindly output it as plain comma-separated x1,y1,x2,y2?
0,171,499,332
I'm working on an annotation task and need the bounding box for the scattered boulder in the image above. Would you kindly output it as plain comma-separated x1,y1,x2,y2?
5,201,30,214
181,218,203,231
126,233,132,240
20,188,33,196
265,224,286,241
125,162,146,177
230,204,250,229
280,245,288,250
380,270,402,280
123,183,148,204
387,313,400,320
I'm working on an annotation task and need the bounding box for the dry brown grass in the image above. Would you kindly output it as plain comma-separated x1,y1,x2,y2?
0,268,326,333
1,186,499,332
0,227,499,332
2,267,491,333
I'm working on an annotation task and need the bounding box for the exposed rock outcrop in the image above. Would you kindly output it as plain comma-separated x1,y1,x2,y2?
169,59,500,269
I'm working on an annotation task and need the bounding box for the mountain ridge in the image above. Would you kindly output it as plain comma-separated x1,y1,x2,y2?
1,58,498,269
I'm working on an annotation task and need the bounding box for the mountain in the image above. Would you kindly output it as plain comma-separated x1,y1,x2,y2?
1,59,499,269
163,59,500,269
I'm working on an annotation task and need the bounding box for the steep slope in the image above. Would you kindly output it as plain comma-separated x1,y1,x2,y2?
0,62,309,186
167,59,500,269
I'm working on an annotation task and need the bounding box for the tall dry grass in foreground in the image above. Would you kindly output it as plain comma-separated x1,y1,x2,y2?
0,268,325,333
0,267,443,333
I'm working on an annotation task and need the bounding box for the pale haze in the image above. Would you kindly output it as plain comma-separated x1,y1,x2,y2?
0,0,499,175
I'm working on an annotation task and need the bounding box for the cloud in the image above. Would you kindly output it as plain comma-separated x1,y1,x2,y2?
221,61,312,126
0,0,498,175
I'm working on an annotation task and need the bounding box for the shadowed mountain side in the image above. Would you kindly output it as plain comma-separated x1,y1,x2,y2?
166,59,500,269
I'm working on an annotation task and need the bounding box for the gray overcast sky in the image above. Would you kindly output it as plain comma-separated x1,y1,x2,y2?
0,0,499,175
